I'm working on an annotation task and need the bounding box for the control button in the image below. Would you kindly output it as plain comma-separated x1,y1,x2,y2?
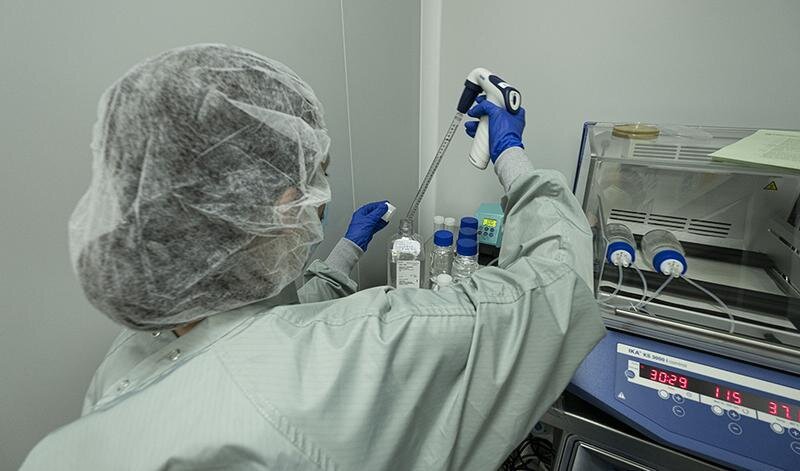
672,406,685,418
770,423,785,435
625,370,635,379
658,390,670,400
728,423,743,436
791,441,800,456
672,394,685,404
727,410,740,421
790,428,800,440
711,405,724,416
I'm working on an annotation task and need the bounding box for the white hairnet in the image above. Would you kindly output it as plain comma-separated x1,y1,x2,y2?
69,44,331,330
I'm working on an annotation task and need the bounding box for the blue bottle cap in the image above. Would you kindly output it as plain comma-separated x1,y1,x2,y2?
457,238,478,256
433,230,453,247
458,227,478,240
605,241,636,265
460,217,479,230
652,249,688,275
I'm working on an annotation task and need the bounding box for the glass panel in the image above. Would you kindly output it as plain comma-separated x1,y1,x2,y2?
578,123,800,358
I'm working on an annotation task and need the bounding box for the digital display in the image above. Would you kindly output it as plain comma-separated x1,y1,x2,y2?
639,364,800,421
482,218,497,228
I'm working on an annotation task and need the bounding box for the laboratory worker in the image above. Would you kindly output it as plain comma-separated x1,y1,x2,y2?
21,44,605,470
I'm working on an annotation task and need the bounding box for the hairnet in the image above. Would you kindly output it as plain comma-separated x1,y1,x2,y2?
69,44,331,330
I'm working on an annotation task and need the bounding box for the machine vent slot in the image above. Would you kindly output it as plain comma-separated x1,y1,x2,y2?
632,144,679,159
631,144,721,161
677,145,720,161
646,213,687,230
609,211,732,238
687,219,731,238
608,209,646,223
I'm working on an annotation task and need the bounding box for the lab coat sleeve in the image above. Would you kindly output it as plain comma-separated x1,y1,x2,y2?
434,147,605,468
227,147,606,470
297,238,361,303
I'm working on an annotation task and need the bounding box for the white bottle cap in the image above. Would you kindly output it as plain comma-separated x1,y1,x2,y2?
382,202,396,222
435,273,453,288
444,217,457,227
660,259,685,277
610,250,632,268
433,215,445,225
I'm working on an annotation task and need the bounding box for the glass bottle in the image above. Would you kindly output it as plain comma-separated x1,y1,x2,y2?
388,218,424,288
427,230,454,287
604,222,636,267
423,216,445,283
641,229,687,276
451,238,480,283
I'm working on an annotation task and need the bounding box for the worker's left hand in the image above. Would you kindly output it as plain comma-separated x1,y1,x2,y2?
345,201,390,251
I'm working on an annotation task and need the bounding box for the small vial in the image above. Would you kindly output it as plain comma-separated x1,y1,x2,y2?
605,223,636,267
433,215,445,233
451,238,480,283
432,273,453,291
382,202,396,223
641,229,687,276
444,217,458,236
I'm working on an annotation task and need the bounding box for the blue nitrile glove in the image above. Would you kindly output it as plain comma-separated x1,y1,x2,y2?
464,95,526,163
345,201,390,251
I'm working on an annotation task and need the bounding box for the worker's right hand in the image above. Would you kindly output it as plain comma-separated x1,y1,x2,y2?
464,95,525,163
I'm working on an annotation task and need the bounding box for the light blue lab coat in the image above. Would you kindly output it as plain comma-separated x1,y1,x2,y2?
21,148,605,470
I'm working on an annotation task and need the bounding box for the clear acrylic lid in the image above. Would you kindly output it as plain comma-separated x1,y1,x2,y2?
576,122,800,372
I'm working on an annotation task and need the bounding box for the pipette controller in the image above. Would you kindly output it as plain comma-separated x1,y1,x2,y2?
462,68,522,169
404,67,521,223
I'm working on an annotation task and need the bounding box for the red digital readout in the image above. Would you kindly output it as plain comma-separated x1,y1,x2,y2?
714,386,742,405
768,401,800,421
640,363,800,418
648,367,689,389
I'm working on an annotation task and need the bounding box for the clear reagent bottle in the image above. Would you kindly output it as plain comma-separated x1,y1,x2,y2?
428,230,454,287
641,229,687,277
388,218,424,288
605,222,636,267
423,216,446,283
451,238,479,283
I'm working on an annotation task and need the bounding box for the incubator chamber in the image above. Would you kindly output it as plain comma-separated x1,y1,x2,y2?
531,123,800,471
576,122,800,370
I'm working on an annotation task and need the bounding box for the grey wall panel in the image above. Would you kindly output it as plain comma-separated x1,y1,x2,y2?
0,1,355,468
431,0,800,224
342,0,421,288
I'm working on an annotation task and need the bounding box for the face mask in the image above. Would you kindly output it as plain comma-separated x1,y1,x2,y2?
306,204,328,263
320,204,329,227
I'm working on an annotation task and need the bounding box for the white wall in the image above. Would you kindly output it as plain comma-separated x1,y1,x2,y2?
425,0,800,230
0,1,418,468
343,0,420,287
